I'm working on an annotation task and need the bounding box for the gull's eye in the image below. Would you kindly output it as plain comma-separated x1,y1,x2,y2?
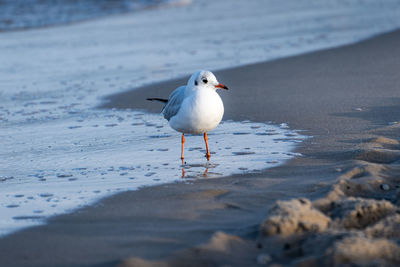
195,80,198,86
202,78,208,84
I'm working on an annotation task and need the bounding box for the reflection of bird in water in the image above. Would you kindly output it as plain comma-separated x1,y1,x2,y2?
181,166,209,178
147,70,228,162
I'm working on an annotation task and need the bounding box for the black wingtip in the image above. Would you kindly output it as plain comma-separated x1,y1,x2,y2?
146,98,168,103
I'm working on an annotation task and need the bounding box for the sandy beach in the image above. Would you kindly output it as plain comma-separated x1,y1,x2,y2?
1,26,399,266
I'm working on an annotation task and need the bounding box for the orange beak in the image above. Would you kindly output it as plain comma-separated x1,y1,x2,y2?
215,83,229,90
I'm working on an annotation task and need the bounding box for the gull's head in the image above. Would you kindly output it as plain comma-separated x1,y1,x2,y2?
188,70,228,91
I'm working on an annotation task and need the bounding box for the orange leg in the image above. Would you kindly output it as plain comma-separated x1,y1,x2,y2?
181,133,185,163
204,132,211,160
203,168,209,177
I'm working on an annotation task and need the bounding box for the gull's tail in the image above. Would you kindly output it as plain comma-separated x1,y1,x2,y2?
146,98,168,103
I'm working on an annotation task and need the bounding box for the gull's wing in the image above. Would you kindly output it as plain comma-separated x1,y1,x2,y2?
162,85,186,121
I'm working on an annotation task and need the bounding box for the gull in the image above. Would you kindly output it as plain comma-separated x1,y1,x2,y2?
147,70,228,161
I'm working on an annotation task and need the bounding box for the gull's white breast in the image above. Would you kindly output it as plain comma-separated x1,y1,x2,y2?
169,89,224,134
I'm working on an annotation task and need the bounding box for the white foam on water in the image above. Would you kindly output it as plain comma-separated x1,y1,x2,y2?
0,109,307,236
1,0,400,236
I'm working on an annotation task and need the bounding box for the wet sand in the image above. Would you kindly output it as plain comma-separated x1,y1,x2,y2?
1,30,400,266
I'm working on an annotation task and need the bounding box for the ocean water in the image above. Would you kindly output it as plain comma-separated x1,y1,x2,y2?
0,0,183,31
1,0,400,236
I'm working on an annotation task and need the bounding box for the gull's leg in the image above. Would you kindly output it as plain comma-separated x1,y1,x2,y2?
181,133,185,163
204,132,211,160
203,168,209,177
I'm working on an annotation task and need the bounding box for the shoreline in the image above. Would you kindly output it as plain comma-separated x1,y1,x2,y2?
1,29,400,266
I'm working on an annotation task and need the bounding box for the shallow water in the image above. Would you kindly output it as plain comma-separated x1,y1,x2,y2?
0,109,306,236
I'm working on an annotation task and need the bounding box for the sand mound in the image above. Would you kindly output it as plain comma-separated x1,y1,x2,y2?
333,236,400,266
329,197,396,229
257,135,400,266
261,196,396,235
365,214,400,238
200,231,243,252
315,162,400,210
258,197,399,266
356,149,400,164
371,137,400,146
261,198,330,236
355,136,400,164
120,232,257,267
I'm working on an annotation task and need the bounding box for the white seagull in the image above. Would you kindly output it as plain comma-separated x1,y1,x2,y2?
147,70,228,161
